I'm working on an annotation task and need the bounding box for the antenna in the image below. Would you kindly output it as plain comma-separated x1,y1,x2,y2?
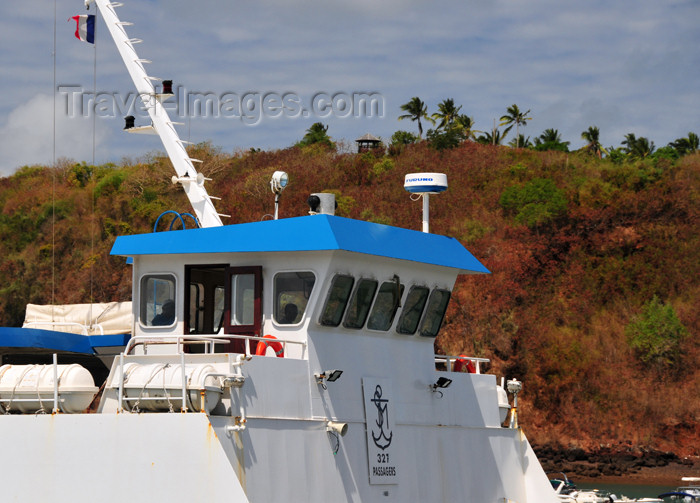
403,173,447,233
91,0,223,228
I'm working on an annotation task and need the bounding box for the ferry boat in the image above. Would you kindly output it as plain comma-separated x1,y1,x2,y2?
0,1,558,501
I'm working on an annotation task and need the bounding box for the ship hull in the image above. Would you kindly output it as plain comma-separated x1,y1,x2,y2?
0,411,554,503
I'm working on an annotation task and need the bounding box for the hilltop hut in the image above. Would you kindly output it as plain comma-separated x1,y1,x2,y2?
355,133,382,153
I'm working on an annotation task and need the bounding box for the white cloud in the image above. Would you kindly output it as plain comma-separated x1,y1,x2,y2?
0,93,108,175
0,0,698,172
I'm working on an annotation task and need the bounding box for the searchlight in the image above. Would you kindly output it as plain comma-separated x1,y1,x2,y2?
270,171,289,220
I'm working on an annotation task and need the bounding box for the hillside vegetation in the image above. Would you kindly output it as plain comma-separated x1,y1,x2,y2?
0,140,698,454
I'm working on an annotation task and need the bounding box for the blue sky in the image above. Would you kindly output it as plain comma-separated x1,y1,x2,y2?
0,0,698,175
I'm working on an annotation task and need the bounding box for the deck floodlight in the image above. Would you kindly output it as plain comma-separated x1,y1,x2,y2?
326,370,343,382
270,171,288,195
314,370,343,389
431,376,452,396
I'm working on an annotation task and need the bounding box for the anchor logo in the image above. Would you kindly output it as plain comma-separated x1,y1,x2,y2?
370,384,393,450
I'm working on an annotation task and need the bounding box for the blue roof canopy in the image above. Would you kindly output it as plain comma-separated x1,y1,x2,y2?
111,215,489,274
0,327,130,355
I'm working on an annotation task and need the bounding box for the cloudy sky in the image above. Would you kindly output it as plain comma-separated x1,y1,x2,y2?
0,0,698,175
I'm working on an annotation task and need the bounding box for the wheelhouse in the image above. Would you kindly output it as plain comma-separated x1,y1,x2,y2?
112,214,489,357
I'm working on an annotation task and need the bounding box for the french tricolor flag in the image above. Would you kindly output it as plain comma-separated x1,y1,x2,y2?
72,14,95,44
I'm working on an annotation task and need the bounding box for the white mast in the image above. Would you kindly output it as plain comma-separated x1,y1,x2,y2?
89,0,224,228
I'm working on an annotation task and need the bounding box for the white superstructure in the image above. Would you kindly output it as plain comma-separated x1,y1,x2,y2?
0,2,559,502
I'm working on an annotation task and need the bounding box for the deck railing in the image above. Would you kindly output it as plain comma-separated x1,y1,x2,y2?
434,354,490,374
124,334,306,357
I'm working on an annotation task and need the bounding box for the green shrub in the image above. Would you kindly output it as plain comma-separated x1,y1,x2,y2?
426,126,465,151
370,158,394,179
499,177,567,229
625,296,688,375
390,130,419,146
94,171,127,197
68,162,94,187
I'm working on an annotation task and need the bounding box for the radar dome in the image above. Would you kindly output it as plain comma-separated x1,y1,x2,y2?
404,173,448,194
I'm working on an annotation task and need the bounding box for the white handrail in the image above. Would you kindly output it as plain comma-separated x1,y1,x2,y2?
52,353,59,414
435,354,490,374
123,334,306,357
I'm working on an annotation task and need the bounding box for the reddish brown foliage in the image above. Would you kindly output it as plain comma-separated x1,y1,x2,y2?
0,143,697,454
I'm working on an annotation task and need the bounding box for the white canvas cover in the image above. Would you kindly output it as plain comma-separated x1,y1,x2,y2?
23,302,133,335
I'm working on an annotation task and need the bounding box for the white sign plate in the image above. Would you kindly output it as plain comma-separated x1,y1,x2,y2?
362,377,398,485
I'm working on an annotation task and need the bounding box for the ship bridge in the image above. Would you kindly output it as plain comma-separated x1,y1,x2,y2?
110,214,489,358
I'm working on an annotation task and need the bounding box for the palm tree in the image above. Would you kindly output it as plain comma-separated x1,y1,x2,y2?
509,134,532,148
622,133,655,158
476,128,506,146
581,126,606,158
499,104,531,148
533,128,569,151
297,122,333,148
670,132,699,156
538,129,563,144
398,97,433,138
454,114,480,140
431,98,462,130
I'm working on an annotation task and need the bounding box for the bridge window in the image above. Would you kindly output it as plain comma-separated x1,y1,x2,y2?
367,280,404,331
274,271,316,325
343,279,378,329
223,266,262,339
396,286,429,335
419,289,451,337
229,272,256,326
319,274,354,327
139,273,177,327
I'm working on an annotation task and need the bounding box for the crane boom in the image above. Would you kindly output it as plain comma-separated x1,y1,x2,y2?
90,0,224,228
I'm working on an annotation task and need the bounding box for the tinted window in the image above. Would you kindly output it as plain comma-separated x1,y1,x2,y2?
419,289,451,337
397,286,429,335
319,275,354,326
343,279,378,329
367,281,404,331
274,271,316,325
140,274,176,327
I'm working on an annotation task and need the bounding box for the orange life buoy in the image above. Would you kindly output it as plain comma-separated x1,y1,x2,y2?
255,335,284,357
454,355,476,373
